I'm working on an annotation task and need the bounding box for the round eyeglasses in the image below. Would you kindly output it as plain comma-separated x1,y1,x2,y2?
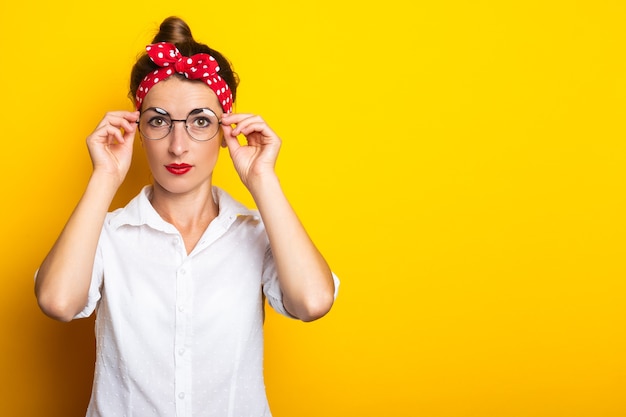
137,107,222,142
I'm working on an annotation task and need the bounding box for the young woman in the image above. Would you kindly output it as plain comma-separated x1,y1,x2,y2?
35,16,338,417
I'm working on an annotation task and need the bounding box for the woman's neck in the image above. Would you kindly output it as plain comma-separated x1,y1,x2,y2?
149,182,219,253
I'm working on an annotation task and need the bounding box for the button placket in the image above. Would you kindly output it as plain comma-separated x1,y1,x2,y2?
174,261,192,416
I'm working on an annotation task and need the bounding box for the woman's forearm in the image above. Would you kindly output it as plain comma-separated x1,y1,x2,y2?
249,175,335,321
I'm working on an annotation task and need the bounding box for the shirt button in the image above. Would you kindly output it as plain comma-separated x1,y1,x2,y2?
178,306,185,312
178,348,186,356
178,392,185,400
179,269,186,276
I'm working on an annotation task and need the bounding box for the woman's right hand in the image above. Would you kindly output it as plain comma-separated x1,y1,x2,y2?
86,111,139,185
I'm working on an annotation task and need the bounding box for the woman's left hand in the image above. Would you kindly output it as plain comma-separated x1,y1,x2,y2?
221,113,282,189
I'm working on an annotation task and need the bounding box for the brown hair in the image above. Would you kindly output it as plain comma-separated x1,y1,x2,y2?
129,16,239,108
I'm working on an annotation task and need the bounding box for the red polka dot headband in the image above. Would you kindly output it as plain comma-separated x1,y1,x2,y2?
135,42,233,113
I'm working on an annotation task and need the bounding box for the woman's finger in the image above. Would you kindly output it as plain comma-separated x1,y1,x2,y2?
90,111,139,144
95,111,139,133
222,113,268,136
236,121,277,140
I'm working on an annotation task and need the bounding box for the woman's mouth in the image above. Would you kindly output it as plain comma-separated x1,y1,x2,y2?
165,163,192,175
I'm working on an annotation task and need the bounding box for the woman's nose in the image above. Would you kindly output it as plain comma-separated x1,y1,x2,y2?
168,122,189,155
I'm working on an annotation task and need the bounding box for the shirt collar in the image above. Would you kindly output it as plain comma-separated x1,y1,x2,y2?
108,185,259,232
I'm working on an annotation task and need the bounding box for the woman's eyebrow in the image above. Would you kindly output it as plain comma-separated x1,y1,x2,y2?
188,108,214,115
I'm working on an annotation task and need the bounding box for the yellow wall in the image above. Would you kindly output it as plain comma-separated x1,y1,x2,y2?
1,1,624,416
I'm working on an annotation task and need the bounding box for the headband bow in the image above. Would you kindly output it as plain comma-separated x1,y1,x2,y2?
135,42,233,113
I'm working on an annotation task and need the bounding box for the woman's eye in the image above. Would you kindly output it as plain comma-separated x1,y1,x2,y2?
149,117,169,128
191,117,211,128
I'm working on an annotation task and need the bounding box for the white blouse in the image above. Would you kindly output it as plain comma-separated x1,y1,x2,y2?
75,185,336,417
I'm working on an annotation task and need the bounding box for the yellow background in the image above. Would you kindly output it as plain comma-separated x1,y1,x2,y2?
1,0,624,416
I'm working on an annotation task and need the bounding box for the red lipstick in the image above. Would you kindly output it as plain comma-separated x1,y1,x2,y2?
165,163,192,175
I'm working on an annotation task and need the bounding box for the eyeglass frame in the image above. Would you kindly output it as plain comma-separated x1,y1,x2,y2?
136,106,222,142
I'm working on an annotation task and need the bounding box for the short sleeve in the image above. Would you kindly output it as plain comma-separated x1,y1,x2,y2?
261,246,340,319
261,246,294,318
73,236,105,319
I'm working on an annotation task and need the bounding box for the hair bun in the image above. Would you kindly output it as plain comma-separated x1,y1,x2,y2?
154,16,194,44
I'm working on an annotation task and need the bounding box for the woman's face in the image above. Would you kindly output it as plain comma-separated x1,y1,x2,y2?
139,76,223,196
